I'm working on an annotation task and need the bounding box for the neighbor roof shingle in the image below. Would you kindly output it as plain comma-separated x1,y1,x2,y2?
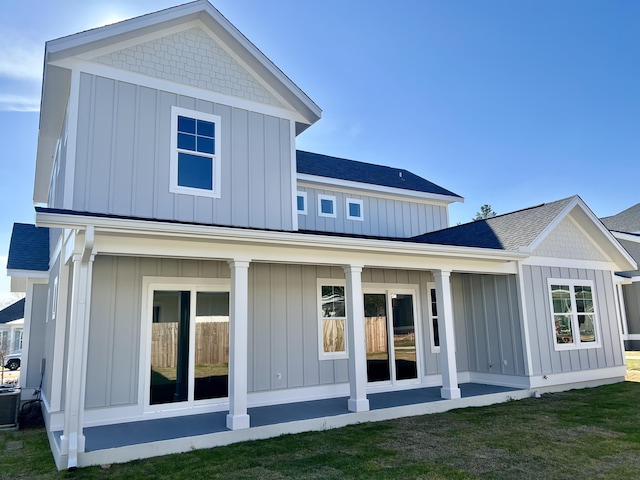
413,197,576,250
0,299,25,324
7,223,50,272
601,203,640,233
296,150,461,199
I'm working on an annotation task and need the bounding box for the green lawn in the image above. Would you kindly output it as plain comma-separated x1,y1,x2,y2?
2,380,640,479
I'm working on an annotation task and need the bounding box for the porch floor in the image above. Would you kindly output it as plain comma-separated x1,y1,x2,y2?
54,383,518,453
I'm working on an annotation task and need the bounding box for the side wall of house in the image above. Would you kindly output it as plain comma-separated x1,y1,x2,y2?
297,186,448,237
522,265,624,376
73,73,294,231
451,273,526,377
622,282,640,335
25,284,49,391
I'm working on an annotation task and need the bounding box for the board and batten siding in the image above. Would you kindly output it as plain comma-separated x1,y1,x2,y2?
297,186,448,237
27,284,50,396
451,274,525,377
522,265,624,376
73,73,294,231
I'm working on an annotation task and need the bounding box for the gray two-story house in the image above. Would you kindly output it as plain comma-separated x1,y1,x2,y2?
7,0,636,470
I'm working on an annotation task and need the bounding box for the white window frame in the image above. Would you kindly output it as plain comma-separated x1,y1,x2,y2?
426,283,440,353
140,277,231,414
317,279,348,360
296,191,307,215
547,278,601,351
317,194,337,218
170,106,222,199
346,198,364,221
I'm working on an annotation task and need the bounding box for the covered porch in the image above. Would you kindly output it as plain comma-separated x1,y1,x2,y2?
51,382,528,468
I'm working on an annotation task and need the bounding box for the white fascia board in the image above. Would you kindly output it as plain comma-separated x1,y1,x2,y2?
6,269,49,279
612,231,640,244
297,175,464,205
35,210,526,267
522,256,618,271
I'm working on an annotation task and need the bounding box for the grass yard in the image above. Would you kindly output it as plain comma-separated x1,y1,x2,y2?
3,360,640,478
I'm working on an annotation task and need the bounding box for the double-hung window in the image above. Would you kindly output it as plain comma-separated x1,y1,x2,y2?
548,279,600,350
170,106,221,198
318,281,347,359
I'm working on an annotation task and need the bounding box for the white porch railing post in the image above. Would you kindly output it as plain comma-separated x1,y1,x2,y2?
343,265,369,412
433,269,461,400
226,260,251,430
60,227,95,469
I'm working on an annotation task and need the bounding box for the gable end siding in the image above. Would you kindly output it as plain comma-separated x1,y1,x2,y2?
92,27,283,108
533,217,608,261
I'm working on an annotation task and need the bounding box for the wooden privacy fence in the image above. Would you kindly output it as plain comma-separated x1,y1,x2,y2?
365,316,388,354
151,322,229,368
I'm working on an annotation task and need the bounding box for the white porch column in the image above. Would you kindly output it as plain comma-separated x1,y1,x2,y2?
433,270,461,400
60,228,95,469
226,260,251,430
343,265,369,412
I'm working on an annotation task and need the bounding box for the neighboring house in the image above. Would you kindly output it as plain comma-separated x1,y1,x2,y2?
6,0,636,470
0,298,25,356
601,203,640,350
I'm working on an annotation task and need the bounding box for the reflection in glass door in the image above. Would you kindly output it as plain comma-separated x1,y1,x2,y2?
364,294,390,382
364,292,418,384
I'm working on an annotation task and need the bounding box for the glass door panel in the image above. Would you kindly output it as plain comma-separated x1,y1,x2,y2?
392,294,418,381
194,291,230,400
150,291,190,405
364,293,390,382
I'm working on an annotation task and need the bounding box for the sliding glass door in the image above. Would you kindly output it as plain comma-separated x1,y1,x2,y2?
364,290,419,385
149,288,229,406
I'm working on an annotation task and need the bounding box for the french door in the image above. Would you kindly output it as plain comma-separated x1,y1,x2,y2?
363,290,420,385
149,288,230,406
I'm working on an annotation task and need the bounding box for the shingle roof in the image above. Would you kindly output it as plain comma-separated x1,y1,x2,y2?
412,197,576,250
296,150,461,199
601,203,640,233
0,299,25,324
616,237,640,277
7,223,50,272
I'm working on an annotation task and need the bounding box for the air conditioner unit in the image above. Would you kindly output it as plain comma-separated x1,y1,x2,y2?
0,387,20,429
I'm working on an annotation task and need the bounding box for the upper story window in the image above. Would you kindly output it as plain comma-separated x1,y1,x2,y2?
297,191,307,215
318,194,336,218
346,198,364,221
548,279,600,350
170,106,221,198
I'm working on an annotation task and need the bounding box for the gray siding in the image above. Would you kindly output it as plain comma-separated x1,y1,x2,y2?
522,265,624,375
623,282,640,335
86,258,351,409
74,74,293,231
26,284,49,392
297,186,448,237
451,274,525,377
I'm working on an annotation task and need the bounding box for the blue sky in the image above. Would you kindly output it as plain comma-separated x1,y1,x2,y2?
0,0,639,291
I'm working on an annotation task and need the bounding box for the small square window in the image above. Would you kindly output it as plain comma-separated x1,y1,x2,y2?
346,198,364,221
170,107,221,198
297,191,307,215
318,194,336,218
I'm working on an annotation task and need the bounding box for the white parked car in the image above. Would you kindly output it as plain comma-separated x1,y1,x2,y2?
3,353,20,371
